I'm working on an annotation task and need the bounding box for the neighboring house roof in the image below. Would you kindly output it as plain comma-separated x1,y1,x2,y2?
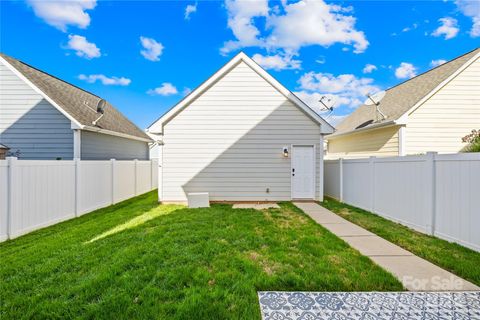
0,144,10,150
331,47,480,138
147,52,335,135
0,53,151,142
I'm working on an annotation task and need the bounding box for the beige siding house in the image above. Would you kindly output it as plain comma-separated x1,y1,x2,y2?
326,47,480,159
147,52,334,203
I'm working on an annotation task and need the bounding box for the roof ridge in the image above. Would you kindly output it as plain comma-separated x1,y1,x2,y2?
385,47,480,93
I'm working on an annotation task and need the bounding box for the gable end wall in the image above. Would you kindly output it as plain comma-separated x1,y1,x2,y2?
0,61,73,159
161,61,322,201
406,56,480,154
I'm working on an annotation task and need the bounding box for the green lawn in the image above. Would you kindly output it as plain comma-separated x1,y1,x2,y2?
1,191,403,319
320,197,480,287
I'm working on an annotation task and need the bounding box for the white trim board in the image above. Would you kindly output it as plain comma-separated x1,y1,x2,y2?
147,52,334,135
82,126,152,143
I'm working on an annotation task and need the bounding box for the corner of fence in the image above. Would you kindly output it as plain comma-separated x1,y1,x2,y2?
426,152,438,235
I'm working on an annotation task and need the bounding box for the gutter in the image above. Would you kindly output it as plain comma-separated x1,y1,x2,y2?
326,120,406,140
82,125,153,143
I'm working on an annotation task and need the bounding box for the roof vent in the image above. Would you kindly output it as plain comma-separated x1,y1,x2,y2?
355,119,374,130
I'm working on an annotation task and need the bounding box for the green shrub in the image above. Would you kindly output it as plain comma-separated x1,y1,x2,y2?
462,129,480,152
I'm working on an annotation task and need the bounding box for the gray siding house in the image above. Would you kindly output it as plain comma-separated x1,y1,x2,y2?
0,53,151,160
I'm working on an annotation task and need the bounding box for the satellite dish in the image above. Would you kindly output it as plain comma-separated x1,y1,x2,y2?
364,91,387,122
364,90,385,106
96,99,106,114
319,95,336,119
92,99,107,126
319,95,336,110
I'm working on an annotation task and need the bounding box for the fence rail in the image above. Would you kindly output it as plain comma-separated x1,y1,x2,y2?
324,152,480,252
0,158,158,241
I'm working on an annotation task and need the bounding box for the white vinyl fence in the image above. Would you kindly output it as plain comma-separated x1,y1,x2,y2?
0,158,158,241
324,152,480,252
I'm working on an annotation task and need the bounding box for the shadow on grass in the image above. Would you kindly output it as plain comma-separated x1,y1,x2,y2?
0,191,161,252
1,194,404,320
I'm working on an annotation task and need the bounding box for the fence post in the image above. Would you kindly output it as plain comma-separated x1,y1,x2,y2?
6,157,17,240
134,159,138,196
74,158,80,217
426,152,437,235
150,160,153,190
339,158,343,202
111,159,116,205
369,156,376,212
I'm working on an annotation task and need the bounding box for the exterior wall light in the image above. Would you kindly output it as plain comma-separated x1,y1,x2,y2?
283,146,289,158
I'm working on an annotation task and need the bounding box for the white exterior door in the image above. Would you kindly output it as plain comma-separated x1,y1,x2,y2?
291,146,315,199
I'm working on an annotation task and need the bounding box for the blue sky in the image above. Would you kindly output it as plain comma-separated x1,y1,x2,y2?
1,0,479,129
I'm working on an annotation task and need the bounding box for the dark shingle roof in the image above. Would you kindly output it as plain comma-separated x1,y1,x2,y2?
334,47,480,135
1,53,151,141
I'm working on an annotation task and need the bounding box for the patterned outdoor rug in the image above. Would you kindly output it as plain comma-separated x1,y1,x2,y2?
258,291,480,320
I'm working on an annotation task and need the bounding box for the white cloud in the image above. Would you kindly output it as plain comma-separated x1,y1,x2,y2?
430,59,447,67
183,87,192,96
147,83,178,96
78,74,131,86
252,53,301,71
362,64,377,74
295,72,380,113
26,0,96,31
66,35,101,59
315,56,326,64
266,1,369,53
221,0,269,54
455,0,480,37
395,62,417,79
221,0,368,55
402,23,418,33
140,36,164,61
185,3,197,20
431,17,459,40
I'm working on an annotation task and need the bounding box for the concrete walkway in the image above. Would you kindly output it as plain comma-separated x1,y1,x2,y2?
293,202,479,291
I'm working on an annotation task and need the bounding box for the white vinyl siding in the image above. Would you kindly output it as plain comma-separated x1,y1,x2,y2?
0,61,73,160
81,131,149,160
326,126,400,159
405,56,480,155
161,61,322,202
